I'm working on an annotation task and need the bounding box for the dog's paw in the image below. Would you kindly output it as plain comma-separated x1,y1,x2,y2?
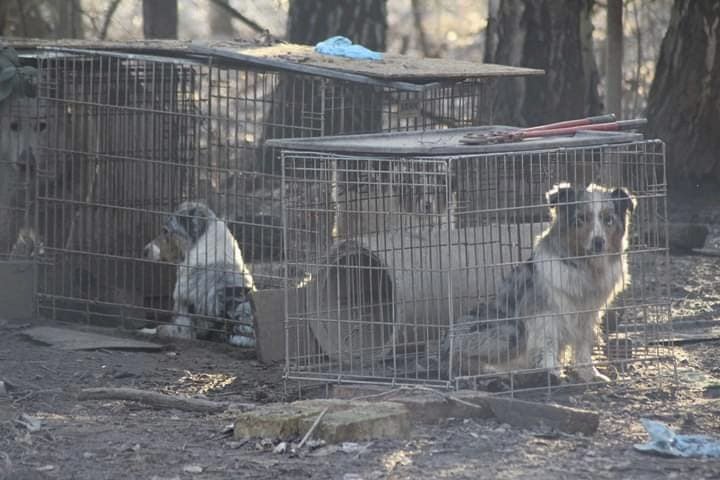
228,335,256,348
575,367,611,383
157,324,194,339
137,327,157,336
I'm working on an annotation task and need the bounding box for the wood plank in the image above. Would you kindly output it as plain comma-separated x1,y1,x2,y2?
78,387,254,413
254,287,308,364
331,384,599,435
23,326,162,352
215,43,544,80
0,261,35,322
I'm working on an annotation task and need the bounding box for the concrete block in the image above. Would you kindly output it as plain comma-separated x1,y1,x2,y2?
234,399,340,439
302,401,410,443
234,398,410,443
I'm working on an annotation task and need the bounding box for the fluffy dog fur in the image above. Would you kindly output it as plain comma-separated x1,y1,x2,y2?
447,182,636,383
143,201,256,346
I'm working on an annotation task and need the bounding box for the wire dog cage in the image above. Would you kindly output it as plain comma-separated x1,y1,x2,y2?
273,127,673,394
3,39,541,338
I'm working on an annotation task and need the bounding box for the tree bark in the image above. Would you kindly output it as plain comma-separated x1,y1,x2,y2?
605,0,623,117
143,0,177,39
646,0,720,184
484,0,602,127
287,0,387,50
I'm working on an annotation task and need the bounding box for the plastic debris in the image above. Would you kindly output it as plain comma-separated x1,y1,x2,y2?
182,465,203,474
16,414,42,432
314,36,383,61
634,418,720,458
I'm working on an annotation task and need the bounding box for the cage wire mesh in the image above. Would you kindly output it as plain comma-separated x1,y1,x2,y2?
281,130,673,394
0,94,45,260
11,45,497,338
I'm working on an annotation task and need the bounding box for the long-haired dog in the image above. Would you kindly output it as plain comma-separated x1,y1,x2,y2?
447,182,636,383
143,201,257,347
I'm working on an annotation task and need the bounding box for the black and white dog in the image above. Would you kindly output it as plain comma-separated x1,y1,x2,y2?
448,183,636,383
143,201,256,347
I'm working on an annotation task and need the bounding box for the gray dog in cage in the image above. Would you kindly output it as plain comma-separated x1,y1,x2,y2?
143,201,257,347
447,182,636,383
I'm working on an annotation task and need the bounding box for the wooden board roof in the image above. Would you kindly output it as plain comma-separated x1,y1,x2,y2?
4,38,543,85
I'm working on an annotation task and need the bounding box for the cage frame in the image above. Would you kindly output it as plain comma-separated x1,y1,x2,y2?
1,38,546,349
274,127,673,394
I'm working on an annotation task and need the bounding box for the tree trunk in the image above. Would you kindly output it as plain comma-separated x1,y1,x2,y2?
257,0,388,175
605,0,623,117
287,0,387,50
143,0,177,39
56,0,84,38
208,0,235,40
646,0,720,184
484,0,602,126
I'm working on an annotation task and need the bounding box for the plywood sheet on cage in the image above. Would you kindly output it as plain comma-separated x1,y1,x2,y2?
9,38,542,83
204,43,544,81
268,128,645,155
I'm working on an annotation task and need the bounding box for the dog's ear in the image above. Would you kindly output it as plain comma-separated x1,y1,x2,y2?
546,183,576,209
610,187,636,219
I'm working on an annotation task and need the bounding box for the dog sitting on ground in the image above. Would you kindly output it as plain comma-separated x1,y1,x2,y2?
143,201,256,347
446,182,636,383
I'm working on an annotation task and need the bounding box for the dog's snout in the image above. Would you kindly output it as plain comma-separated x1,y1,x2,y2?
143,242,160,260
592,236,605,253
17,148,36,173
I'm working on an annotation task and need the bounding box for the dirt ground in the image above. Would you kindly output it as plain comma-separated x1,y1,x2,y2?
2,189,720,480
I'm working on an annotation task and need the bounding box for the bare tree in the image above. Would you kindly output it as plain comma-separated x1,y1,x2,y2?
410,0,432,57
646,0,720,184
287,0,387,49
143,0,177,39
208,0,235,39
1,1,53,37
605,0,623,117
100,0,123,40
56,0,84,38
257,0,389,174
484,0,602,126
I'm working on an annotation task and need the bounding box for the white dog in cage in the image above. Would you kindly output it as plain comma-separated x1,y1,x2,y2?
449,182,636,383
143,201,257,347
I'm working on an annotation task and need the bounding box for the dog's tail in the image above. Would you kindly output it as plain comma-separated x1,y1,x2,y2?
442,309,525,374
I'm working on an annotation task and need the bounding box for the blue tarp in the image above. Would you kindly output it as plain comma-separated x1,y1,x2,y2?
634,418,720,458
314,36,383,61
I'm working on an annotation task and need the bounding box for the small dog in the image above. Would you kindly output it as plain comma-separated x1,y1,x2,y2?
143,201,257,347
447,182,636,383
9,227,45,260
